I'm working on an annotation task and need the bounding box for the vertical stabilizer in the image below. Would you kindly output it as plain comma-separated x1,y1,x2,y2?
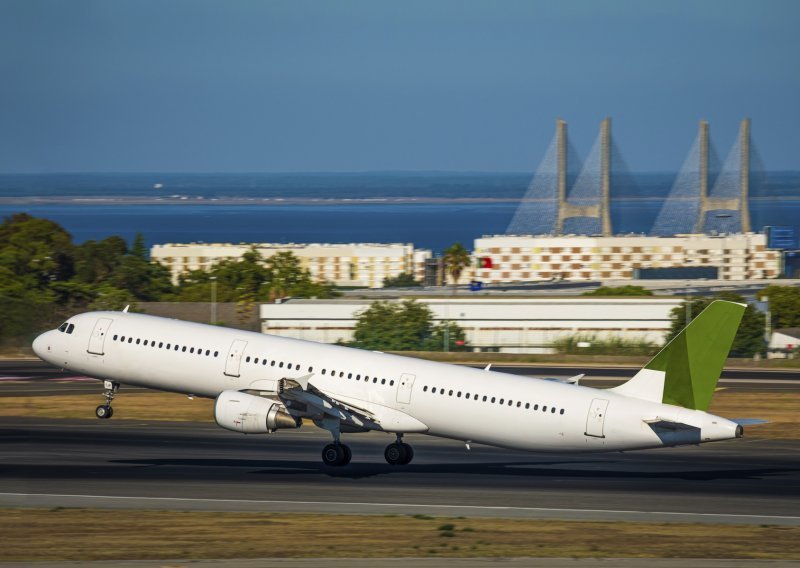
611,300,745,411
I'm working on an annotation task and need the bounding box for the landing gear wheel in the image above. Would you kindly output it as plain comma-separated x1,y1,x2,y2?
322,443,351,466
400,442,414,464
384,442,409,465
95,405,112,420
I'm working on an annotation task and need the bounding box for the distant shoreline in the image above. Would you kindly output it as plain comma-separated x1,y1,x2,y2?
0,195,795,206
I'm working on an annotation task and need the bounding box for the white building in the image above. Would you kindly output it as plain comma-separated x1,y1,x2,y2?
151,242,431,288
470,233,780,283
768,328,800,358
260,297,683,354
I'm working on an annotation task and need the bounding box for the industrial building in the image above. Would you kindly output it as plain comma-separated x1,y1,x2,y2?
260,297,684,353
151,242,431,288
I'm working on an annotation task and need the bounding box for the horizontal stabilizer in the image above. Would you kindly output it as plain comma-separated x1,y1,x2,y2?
731,418,768,426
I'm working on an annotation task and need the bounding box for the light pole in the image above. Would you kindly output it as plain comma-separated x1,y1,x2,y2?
210,276,217,324
685,281,693,326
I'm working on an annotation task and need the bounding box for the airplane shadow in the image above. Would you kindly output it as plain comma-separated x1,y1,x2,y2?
109,457,798,483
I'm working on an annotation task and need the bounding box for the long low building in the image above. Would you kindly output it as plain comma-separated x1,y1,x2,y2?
151,242,431,288
471,233,780,283
260,297,684,353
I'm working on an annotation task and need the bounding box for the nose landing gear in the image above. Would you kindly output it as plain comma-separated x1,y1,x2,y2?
95,380,119,420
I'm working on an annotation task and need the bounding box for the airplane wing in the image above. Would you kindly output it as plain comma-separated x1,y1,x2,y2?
278,376,428,434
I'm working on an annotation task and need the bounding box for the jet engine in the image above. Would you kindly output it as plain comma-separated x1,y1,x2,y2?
214,390,300,434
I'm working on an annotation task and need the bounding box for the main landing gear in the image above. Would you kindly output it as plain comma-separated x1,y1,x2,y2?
95,380,119,420
384,434,414,466
321,442,352,467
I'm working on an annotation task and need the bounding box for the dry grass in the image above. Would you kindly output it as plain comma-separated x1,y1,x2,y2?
2,509,799,561
0,392,214,422
708,390,800,439
1,388,798,439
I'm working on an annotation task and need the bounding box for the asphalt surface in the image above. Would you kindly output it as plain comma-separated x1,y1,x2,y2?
2,416,799,526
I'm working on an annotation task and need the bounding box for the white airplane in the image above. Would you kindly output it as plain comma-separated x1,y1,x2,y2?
32,300,751,467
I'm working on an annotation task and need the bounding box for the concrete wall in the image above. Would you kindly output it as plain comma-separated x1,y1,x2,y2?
260,297,683,353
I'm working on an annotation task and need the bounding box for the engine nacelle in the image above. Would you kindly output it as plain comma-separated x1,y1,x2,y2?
214,390,300,434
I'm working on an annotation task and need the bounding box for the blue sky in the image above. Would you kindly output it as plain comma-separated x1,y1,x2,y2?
1,0,798,173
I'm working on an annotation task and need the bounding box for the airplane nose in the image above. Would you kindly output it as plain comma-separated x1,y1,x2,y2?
32,332,50,359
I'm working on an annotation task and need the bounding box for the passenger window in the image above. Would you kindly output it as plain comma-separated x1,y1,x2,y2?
474,394,479,400
340,372,344,378
431,387,437,393
356,374,361,380
551,407,556,413
136,339,141,345
191,347,195,354
390,380,395,386
525,403,530,409
348,373,352,379
182,346,187,352
542,406,547,412
254,358,259,364
508,401,513,407
534,404,539,410
322,369,326,375
214,351,219,357
143,340,148,346
262,359,267,365
449,390,454,396
174,345,179,351
245,355,249,362
271,361,276,366
207,350,211,356
457,392,462,398
491,397,496,403
381,379,386,385
560,409,565,415
279,362,284,368
113,334,118,341
499,399,504,404
423,386,428,392
128,338,133,343
482,396,487,402
308,366,313,372
159,342,164,348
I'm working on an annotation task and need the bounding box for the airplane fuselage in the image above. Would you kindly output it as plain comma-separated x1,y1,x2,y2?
33,310,741,456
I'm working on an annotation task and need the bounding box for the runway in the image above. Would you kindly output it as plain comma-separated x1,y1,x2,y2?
2,417,799,526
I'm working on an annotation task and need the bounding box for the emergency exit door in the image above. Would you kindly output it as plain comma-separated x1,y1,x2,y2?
585,398,609,438
87,318,113,355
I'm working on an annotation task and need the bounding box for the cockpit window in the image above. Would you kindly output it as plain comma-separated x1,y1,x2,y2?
58,322,68,332
66,324,75,334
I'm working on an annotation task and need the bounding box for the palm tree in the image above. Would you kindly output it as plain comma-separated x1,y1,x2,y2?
442,242,470,293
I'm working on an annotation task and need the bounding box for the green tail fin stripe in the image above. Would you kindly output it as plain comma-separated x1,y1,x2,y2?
645,300,745,411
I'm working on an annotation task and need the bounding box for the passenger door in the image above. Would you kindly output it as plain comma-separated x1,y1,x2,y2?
87,318,113,355
224,339,248,384
584,398,609,438
396,373,416,404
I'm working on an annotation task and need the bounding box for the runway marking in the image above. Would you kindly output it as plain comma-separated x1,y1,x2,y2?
3,492,800,523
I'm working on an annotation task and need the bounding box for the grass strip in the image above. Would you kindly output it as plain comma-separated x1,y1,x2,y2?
2,509,799,561
0,389,797,439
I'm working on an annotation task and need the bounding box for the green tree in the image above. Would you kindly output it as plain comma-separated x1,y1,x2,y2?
665,292,765,357
172,249,337,303
583,285,653,297
442,243,470,292
73,236,128,285
760,285,800,329
110,234,173,301
351,300,467,351
382,272,422,288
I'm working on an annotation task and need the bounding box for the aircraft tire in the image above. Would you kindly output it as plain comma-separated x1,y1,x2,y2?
95,405,112,420
322,443,349,466
400,443,414,465
384,442,408,465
